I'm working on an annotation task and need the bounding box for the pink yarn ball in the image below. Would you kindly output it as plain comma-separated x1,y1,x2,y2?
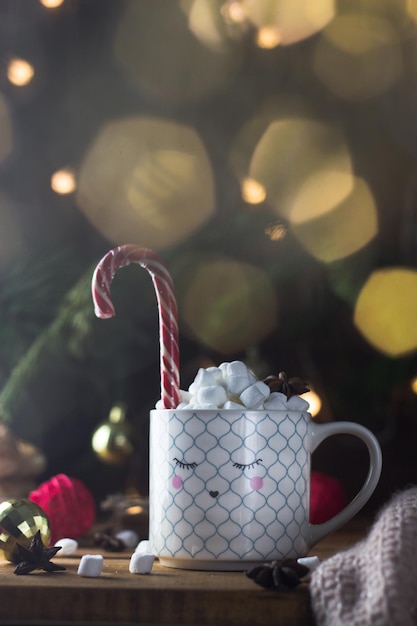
310,471,348,524
29,474,96,544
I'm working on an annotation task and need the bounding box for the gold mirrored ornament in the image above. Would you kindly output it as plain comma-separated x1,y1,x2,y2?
0,499,50,562
91,403,135,465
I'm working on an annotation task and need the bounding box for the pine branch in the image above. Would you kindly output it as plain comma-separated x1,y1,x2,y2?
0,262,160,444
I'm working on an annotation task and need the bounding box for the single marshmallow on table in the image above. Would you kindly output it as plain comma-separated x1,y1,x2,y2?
77,554,103,577
135,539,151,553
129,552,155,574
54,537,78,556
297,556,320,572
115,529,140,549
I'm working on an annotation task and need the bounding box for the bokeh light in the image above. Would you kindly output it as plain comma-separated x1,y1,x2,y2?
241,177,266,204
249,117,353,220
303,390,322,417
7,58,35,86
39,0,64,7
407,0,417,22
179,256,279,354
313,14,403,102
354,268,417,357
290,171,354,224
410,376,417,394
76,116,215,249
0,95,13,165
229,94,312,184
243,0,335,46
221,1,247,24
113,1,242,103
185,0,245,51
264,222,286,241
51,168,76,195
256,27,281,49
289,175,378,263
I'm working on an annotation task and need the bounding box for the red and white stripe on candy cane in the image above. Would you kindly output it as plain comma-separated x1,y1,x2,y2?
91,245,180,409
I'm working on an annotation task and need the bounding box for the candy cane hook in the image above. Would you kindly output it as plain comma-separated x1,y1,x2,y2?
92,245,180,409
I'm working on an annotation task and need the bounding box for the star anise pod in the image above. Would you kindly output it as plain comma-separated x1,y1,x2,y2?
263,372,310,399
13,531,66,575
93,530,125,552
246,559,309,591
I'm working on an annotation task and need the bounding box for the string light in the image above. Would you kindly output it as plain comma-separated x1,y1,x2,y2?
264,223,286,241
221,1,247,24
241,177,266,204
7,58,35,86
51,168,76,194
303,390,322,417
39,0,64,7
256,27,281,49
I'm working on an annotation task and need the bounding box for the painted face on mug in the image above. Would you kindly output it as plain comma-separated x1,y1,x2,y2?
170,421,267,505
150,410,310,561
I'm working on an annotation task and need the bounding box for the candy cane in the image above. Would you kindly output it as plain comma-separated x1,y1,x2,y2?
91,245,180,409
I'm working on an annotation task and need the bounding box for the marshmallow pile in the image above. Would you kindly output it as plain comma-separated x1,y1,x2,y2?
156,360,309,412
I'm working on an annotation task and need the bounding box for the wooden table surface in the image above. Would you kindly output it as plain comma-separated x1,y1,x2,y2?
0,519,368,626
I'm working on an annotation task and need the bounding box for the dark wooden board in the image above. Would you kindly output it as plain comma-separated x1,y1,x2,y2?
0,520,367,625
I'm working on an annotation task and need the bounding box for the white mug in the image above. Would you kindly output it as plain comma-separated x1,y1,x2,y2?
149,409,382,570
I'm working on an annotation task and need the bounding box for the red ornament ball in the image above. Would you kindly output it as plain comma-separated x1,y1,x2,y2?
310,471,348,524
29,474,96,545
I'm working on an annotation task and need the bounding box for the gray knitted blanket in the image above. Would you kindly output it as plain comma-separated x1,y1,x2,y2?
310,486,417,626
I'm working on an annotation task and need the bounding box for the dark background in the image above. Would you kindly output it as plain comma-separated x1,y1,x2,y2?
0,0,416,510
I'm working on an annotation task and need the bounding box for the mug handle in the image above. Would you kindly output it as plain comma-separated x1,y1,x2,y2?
308,420,382,548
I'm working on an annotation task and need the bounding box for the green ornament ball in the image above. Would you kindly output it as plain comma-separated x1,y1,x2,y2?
0,499,51,562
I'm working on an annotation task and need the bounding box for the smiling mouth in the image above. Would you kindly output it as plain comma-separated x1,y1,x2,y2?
209,490,219,499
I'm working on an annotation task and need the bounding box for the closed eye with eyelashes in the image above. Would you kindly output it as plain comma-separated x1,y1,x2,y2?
232,459,263,470
173,457,198,470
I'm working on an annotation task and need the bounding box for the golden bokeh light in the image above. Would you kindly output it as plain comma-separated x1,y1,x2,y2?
51,168,76,195
221,1,247,24
354,268,417,357
291,176,378,263
256,27,281,49
39,0,64,7
0,95,13,165
7,58,35,87
186,0,242,51
229,94,312,183
243,0,335,46
249,117,353,219
289,170,354,225
114,1,242,103
303,390,322,417
264,222,286,241
241,177,266,204
76,116,214,250
407,0,417,22
410,376,417,394
179,257,278,354
313,14,403,102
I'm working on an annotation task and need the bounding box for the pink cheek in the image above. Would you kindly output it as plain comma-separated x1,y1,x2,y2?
172,475,183,490
250,476,263,491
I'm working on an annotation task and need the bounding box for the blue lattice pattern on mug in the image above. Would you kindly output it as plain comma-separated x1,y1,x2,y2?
149,410,310,561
